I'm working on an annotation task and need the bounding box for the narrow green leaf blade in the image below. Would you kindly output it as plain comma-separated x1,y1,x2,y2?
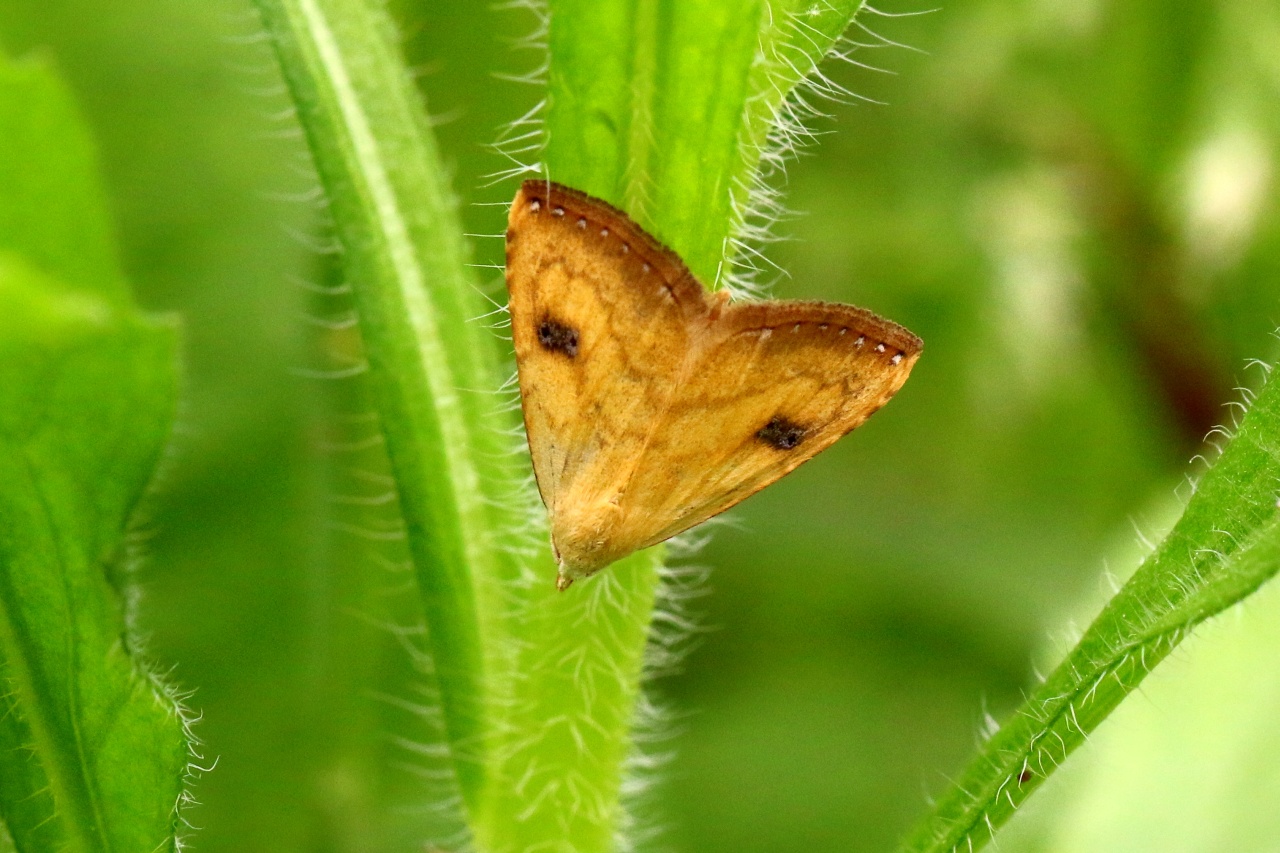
252,0,527,809
0,255,186,853
900,366,1280,853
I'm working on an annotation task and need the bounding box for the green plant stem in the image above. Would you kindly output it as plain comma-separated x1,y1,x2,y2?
473,556,662,852
545,0,863,284
0,255,184,853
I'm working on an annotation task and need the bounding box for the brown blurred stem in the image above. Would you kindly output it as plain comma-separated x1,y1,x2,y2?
1079,144,1232,452
1016,102,1236,454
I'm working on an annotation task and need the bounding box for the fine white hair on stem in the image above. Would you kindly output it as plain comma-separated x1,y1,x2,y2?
230,0,510,843
722,1,923,299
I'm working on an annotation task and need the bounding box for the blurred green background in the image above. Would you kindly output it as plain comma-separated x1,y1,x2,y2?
2,0,1278,850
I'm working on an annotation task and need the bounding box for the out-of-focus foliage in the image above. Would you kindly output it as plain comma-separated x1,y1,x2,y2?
0,0,1277,851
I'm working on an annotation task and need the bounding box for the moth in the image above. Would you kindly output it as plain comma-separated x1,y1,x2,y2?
505,180,921,590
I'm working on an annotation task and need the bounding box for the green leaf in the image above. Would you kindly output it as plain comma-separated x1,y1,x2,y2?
0,254,185,853
251,0,528,812
900,364,1280,853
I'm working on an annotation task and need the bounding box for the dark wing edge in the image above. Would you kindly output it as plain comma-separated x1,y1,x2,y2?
723,299,923,359
516,180,710,312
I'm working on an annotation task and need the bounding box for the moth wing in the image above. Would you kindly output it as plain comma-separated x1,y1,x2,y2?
613,301,922,550
506,181,708,537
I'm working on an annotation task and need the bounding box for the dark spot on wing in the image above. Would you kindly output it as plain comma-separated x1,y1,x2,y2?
757,416,806,450
537,318,579,357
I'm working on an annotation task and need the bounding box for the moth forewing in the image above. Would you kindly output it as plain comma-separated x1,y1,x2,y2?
505,180,921,589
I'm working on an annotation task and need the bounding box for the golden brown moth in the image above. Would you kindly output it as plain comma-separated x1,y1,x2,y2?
505,180,921,590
